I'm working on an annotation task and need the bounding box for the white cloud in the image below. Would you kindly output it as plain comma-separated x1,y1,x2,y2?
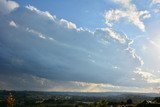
9,20,17,28
60,19,77,29
141,11,151,19
25,5,78,30
25,5,56,21
0,0,19,14
26,27,46,39
104,0,151,31
134,68,160,84
112,0,135,10
131,78,135,80
125,47,144,66
150,0,160,13
101,28,126,43
152,0,160,4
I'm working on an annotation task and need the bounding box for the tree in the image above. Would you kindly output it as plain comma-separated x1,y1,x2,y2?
153,97,160,103
6,93,15,107
99,99,108,107
127,99,132,104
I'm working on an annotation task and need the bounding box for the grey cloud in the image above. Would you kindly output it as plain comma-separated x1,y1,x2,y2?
0,5,143,90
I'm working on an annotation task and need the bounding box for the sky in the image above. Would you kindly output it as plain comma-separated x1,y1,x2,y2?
0,0,160,93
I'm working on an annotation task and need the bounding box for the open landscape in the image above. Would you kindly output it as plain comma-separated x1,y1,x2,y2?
1,0,160,107
0,90,160,107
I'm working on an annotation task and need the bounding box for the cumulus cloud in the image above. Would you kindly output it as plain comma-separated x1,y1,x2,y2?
25,5,79,31
104,0,151,31
0,5,146,91
0,0,19,14
60,19,77,29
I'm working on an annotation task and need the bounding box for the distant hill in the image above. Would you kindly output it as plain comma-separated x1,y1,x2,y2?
48,91,160,97
0,90,160,107
0,90,159,102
